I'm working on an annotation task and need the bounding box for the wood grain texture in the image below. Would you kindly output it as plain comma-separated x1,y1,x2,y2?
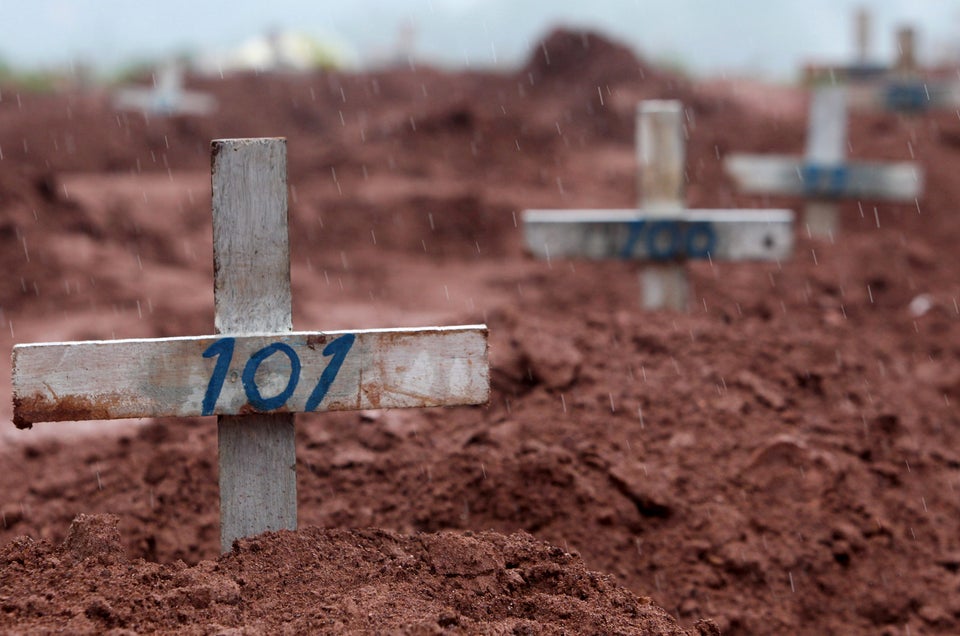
212,138,291,334
522,209,794,262
212,137,296,551
12,327,490,425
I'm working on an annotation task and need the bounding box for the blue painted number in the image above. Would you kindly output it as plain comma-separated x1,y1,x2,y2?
305,333,356,411
242,342,301,411
884,83,927,113
620,219,716,260
801,164,849,197
200,334,355,416
202,337,235,416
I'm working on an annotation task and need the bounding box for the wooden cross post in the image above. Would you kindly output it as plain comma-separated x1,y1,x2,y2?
113,64,217,116
12,138,489,552
523,100,794,311
725,85,923,240
637,101,689,310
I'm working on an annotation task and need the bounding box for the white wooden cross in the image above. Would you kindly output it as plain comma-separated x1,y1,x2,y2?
524,100,794,311
12,138,489,552
113,64,217,116
725,85,923,239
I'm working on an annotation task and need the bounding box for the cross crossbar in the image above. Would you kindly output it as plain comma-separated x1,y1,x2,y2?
13,327,488,428
724,156,922,200
523,209,794,261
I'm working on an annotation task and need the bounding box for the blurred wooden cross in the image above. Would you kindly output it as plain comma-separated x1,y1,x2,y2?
113,63,217,116
12,138,490,552
523,100,794,312
725,85,923,240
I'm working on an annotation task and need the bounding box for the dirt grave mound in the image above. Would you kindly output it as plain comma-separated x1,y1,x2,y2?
1,514,713,634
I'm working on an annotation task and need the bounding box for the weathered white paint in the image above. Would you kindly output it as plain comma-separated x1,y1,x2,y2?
12,327,490,425
523,209,794,261
212,137,296,552
212,139,292,335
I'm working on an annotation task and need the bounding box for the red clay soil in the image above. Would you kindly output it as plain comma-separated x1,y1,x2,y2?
1,28,960,634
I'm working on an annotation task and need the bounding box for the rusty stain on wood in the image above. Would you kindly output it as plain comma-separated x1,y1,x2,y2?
14,392,117,429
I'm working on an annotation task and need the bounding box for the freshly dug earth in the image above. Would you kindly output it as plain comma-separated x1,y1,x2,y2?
2,28,960,634
1,514,699,634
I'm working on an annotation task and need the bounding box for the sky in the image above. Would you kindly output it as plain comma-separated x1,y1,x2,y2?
1,0,959,79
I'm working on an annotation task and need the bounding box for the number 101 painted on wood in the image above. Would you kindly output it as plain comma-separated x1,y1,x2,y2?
13,327,487,427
